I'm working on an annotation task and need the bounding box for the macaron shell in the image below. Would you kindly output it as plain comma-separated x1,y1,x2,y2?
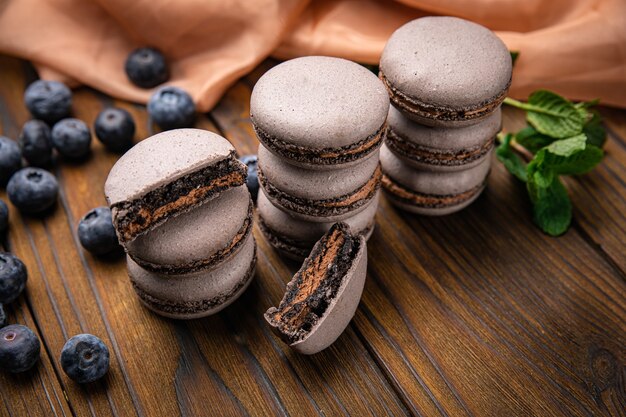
380,16,512,110
380,144,491,196
258,144,380,200
250,56,389,149
105,129,235,204
289,236,367,355
128,233,256,319
385,185,485,216
258,188,379,244
126,185,251,272
387,105,501,151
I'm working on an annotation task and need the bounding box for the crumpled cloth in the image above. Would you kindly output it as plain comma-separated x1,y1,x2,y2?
1,0,624,111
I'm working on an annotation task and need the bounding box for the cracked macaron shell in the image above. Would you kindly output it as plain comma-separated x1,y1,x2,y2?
250,56,389,150
126,185,252,273
104,129,235,205
128,233,256,319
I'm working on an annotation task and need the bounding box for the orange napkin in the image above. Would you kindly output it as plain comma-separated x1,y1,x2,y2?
1,0,624,111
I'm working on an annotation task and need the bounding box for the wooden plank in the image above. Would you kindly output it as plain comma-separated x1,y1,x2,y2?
502,106,626,274
209,62,626,417
0,55,410,416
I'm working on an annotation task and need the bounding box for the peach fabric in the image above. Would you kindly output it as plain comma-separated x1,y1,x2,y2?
0,0,624,111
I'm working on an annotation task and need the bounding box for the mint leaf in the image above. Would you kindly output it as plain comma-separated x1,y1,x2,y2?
541,145,604,175
583,110,607,147
504,90,586,138
510,51,520,65
527,176,572,236
496,133,527,181
544,134,587,156
515,126,554,153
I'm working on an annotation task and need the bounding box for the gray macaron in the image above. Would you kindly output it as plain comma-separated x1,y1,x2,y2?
265,223,367,354
380,144,491,215
251,56,389,168
380,17,512,127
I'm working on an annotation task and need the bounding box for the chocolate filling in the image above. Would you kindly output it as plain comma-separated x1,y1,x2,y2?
386,127,495,166
131,244,257,316
379,71,510,123
264,223,360,343
129,198,254,274
252,120,385,165
112,154,246,243
381,174,485,208
257,165,382,217
258,215,374,260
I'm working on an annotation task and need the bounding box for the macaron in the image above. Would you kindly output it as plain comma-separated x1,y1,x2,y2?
257,144,381,222
258,189,379,260
126,185,252,274
379,16,512,127
264,222,366,354
386,106,501,171
250,56,389,168
128,233,256,319
105,129,247,243
380,144,491,215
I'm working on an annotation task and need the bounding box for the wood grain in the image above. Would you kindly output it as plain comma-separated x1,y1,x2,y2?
0,54,624,417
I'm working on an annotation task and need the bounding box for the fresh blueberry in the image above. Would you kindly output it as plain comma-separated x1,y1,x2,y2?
0,136,22,185
94,108,135,152
78,207,120,255
24,80,72,124
147,86,196,130
239,154,259,202
0,253,27,304
0,304,7,328
125,47,169,88
19,120,54,167
0,200,8,233
61,334,110,383
7,168,58,214
0,324,40,373
51,118,92,159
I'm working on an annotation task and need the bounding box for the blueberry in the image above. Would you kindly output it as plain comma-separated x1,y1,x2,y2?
0,136,22,185
51,118,92,159
94,108,135,152
239,155,259,202
61,334,110,383
19,120,54,167
0,304,6,328
125,47,169,89
78,207,120,255
0,200,8,233
147,86,195,130
24,80,72,124
0,253,27,304
0,324,40,373
7,168,58,214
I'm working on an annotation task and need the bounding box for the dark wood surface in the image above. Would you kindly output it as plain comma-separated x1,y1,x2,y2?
0,55,624,417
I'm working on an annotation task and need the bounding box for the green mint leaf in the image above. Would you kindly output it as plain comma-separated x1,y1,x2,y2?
496,133,527,181
515,126,555,153
510,51,520,65
527,176,572,236
541,144,604,175
504,90,586,138
574,98,600,109
544,133,587,156
583,110,607,147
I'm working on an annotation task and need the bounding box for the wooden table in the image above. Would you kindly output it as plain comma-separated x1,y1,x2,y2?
0,55,624,417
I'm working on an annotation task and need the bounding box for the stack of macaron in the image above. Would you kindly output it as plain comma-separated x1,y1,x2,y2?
378,17,512,215
105,129,256,319
251,56,389,260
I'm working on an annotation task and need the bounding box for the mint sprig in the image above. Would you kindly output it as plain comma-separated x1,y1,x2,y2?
497,90,606,236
